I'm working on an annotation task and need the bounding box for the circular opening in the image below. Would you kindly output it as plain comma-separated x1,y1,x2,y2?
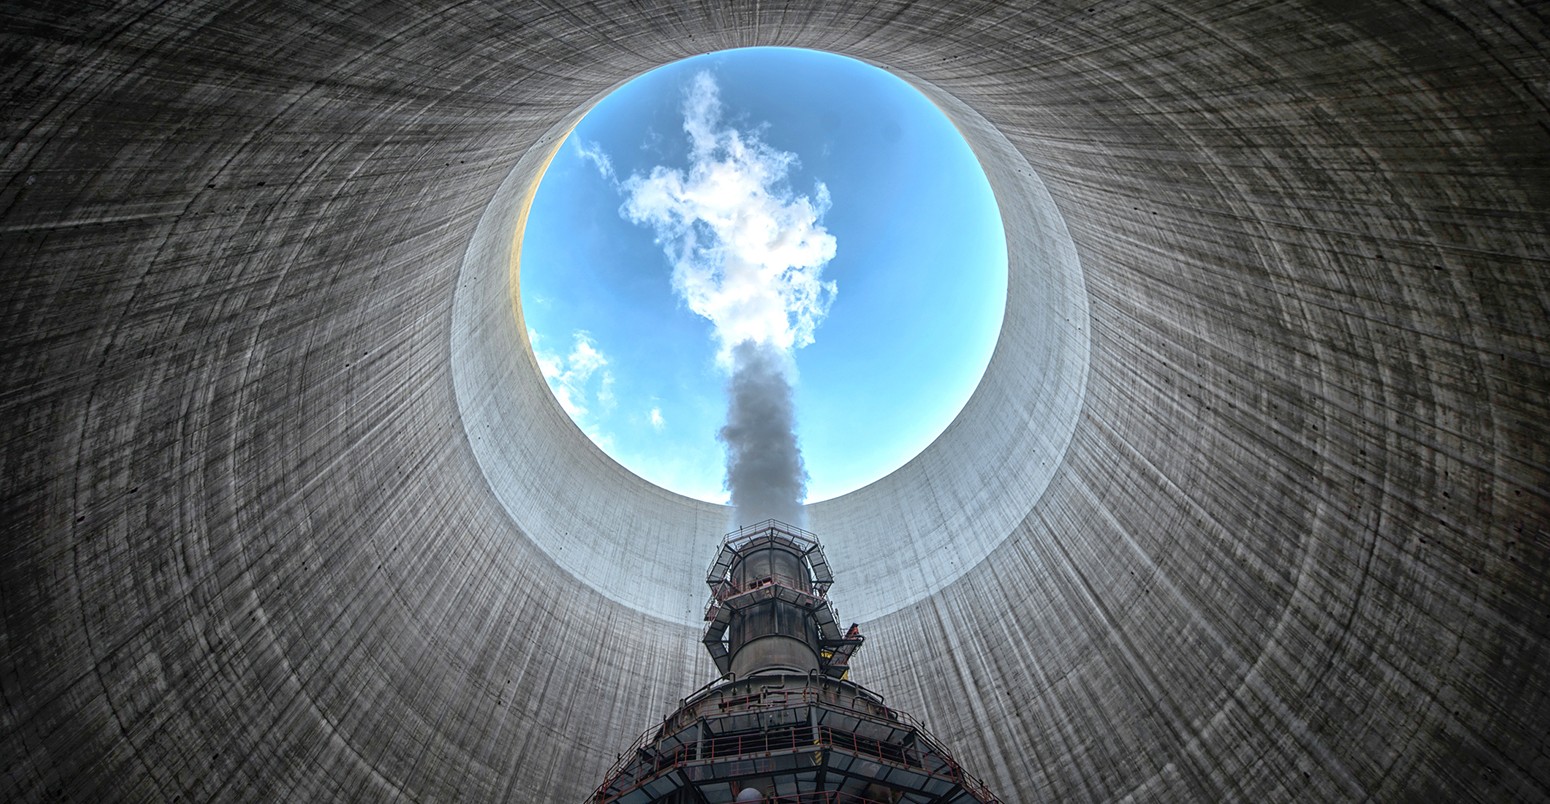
451,51,1088,623
519,48,1008,505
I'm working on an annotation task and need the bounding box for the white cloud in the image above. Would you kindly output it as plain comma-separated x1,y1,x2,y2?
621,71,838,366
597,372,616,410
649,407,665,431
532,330,614,420
640,127,664,154
575,139,616,183
581,423,616,452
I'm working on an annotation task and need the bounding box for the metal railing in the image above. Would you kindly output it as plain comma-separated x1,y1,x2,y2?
724,518,820,548
596,721,998,802
706,521,821,578
702,574,837,621
589,682,1003,803
742,793,901,804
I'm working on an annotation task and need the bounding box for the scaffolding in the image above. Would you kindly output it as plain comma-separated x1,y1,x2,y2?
702,520,860,679
590,521,1004,804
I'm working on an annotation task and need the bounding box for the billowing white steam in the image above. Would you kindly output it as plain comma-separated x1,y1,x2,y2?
616,72,837,524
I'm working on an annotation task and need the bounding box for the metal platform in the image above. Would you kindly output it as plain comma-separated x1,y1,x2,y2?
593,522,1003,804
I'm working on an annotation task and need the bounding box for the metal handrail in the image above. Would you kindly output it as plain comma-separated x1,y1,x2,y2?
749,793,896,804
702,574,837,626
705,521,821,576
595,716,1001,803
708,570,817,600
725,518,819,545
591,682,1003,803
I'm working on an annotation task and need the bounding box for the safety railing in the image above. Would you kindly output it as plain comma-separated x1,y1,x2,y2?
706,521,819,577
655,680,895,748
588,705,700,802
592,689,1004,803
747,793,902,804
702,578,838,625
713,682,956,748
723,518,820,549
710,570,813,599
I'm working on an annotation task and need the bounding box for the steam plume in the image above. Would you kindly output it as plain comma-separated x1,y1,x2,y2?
618,72,837,524
719,342,807,524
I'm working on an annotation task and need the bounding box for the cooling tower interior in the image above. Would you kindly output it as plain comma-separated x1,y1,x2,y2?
2,1,1547,801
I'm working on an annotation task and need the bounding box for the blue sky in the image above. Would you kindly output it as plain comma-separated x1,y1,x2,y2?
520,47,1006,504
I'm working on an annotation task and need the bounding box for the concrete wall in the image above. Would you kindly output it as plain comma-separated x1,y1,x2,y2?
2,1,1545,801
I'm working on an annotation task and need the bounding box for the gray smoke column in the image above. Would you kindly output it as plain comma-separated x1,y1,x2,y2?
613,71,837,525
720,341,807,524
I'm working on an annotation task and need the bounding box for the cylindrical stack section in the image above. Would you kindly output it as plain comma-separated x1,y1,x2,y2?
593,523,1001,803
727,539,819,676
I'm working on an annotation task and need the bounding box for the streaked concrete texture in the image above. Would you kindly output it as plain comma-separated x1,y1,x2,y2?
2,1,1546,801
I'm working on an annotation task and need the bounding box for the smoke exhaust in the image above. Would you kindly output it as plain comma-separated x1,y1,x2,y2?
719,341,807,525
614,71,837,523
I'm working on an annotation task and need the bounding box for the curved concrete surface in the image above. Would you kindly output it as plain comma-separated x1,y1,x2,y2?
2,2,1546,801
